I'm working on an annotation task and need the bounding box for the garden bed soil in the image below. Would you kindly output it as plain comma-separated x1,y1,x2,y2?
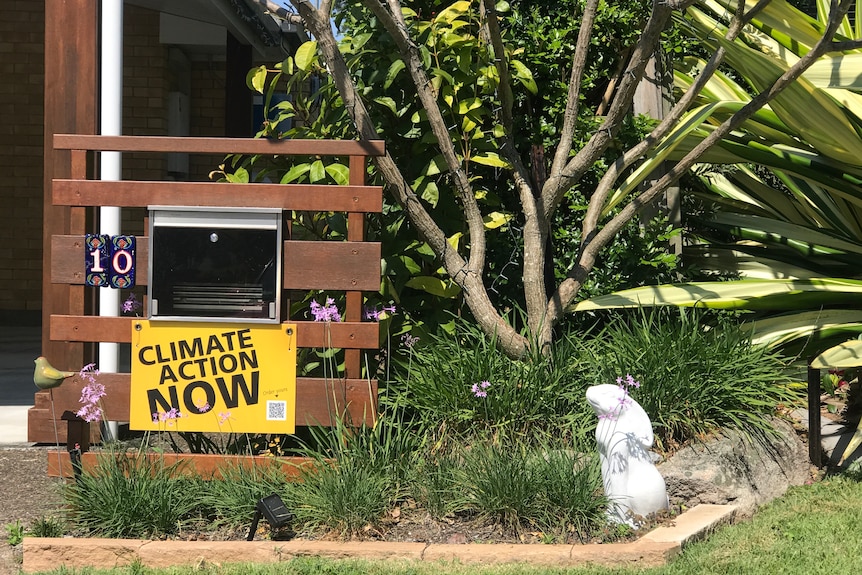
0,444,676,575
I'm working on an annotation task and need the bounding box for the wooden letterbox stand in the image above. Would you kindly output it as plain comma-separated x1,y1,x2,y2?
36,135,385,477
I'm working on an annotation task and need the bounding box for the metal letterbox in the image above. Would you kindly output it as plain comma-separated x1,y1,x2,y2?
147,206,282,323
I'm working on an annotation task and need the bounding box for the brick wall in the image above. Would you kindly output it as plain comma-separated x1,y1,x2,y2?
190,61,228,179
122,4,169,184
0,1,44,321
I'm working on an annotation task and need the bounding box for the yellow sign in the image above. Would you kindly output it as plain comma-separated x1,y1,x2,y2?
130,321,297,434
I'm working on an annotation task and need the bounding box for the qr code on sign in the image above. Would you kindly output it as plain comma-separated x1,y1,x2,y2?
266,400,287,421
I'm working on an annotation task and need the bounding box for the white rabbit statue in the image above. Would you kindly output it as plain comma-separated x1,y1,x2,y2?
586,383,669,528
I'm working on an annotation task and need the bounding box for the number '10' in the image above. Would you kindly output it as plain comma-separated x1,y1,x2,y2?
90,249,133,274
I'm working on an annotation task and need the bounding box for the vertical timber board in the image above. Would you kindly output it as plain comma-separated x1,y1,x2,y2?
345,155,368,380
42,0,97,369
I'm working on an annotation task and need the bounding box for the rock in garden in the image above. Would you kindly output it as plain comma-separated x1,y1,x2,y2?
657,417,809,516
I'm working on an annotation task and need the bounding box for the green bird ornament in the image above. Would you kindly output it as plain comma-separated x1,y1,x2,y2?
33,356,76,390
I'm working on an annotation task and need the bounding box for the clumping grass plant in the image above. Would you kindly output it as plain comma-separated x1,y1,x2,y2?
287,454,393,535
63,452,203,538
284,415,422,535
197,461,292,528
577,308,800,450
453,438,606,540
383,319,584,443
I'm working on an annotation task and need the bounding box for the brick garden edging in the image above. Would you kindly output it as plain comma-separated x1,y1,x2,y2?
22,504,736,572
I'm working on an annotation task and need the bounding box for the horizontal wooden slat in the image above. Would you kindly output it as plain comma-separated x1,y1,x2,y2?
284,241,381,291
54,134,385,156
52,180,382,213
33,375,376,428
49,315,380,349
53,236,381,290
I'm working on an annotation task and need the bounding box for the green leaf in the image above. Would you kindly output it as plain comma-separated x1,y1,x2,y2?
511,60,538,94
571,278,862,312
309,160,326,183
248,65,267,93
471,152,511,168
420,181,439,206
744,310,862,350
324,163,350,185
374,96,398,115
483,211,512,229
434,1,471,24
385,60,406,89
812,339,862,368
422,155,447,176
280,164,310,184
456,97,483,114
419,45,432,69
405,276,462,298
295,41,318,72
225,167,249,184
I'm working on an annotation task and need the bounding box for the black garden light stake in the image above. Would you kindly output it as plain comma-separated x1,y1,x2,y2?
247,493,293,541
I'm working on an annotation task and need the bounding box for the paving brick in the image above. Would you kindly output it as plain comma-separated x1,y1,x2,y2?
21,505,736,573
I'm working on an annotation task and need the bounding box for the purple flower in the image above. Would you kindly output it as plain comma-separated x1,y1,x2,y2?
364,306,381,321
152,408,184,426
79,363,100,384
616,374,640,389
471,380,490,398
400,333,419,348
363,304,396,321
310,297,342,322
196,401,211,413
218,411,231,425
601,374,641,421
122,293,142,315
75,365,106,423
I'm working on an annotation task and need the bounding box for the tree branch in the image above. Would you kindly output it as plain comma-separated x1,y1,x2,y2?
548,0,600,177
550,0,854,321
542,1,673,221
580,0,764,245
368,0,488,275
289,0,530,355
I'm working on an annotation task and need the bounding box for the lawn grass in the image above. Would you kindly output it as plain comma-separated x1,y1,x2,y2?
32,474,862,575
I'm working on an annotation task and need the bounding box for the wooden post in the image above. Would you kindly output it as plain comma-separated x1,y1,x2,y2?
808,363,822,467
32,0,98,443
42,0,97,367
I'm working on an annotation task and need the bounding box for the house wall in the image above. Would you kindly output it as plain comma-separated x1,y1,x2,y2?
0,2,45,323
0,2,232,323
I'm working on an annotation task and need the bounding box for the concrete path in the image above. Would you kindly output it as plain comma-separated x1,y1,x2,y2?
0,326,41,445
